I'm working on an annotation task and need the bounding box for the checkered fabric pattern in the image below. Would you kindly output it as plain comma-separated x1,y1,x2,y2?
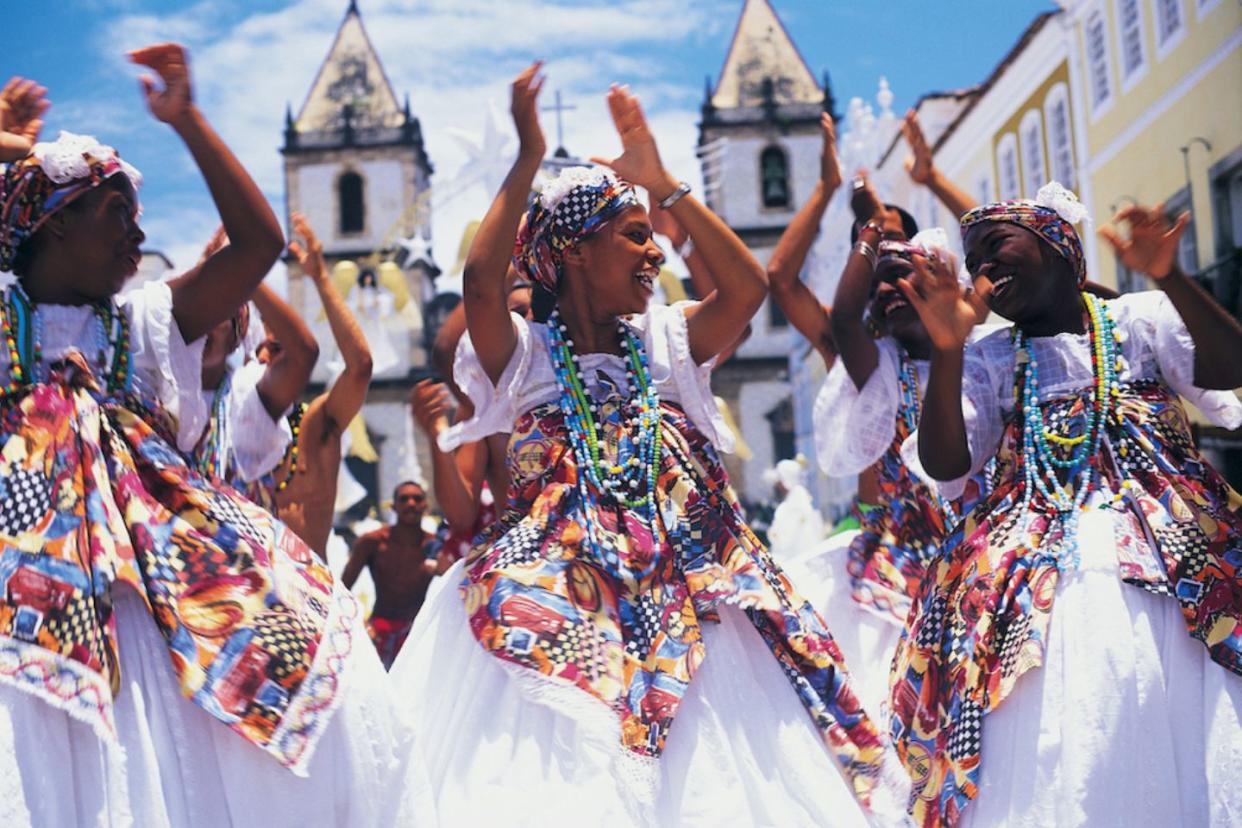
0,467,52,537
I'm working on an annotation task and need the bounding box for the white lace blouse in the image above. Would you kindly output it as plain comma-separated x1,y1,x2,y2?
909,290,1242,500
0,280,208,452
440,301,733,454
813,325,1005,478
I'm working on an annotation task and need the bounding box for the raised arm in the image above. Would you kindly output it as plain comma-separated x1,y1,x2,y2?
767,113,841,368
902,110,977,219
830,177,887,388
130,44,284,343
291,212,373,431
592,85,765,365
248,283,317,418
1101,205,1242,389
898,252,980,480
411,379,487,529
0,77,49,162
464,62,546,385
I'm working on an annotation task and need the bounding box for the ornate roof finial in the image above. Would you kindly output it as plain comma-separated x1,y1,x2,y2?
821,70,839,121
347,0,359,15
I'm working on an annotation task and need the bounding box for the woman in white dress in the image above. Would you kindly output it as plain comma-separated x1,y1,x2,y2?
391,63,907,827
890,183,1242,826
0,49,429,827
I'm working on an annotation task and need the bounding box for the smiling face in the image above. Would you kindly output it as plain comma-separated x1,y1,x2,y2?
562,205,665,319
963,222,1075,323
29,176,145,301
869,256,928,344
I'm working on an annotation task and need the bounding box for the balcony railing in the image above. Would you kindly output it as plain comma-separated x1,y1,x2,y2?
1194,247,1242,323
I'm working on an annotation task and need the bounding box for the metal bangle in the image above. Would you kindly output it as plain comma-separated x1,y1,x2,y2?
657,181,692,210
853,240,877,268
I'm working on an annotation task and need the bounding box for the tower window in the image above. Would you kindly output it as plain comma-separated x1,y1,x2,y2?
760,146,790,209
338,170,365,235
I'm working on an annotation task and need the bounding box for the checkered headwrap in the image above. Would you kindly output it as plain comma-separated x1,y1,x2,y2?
514,165,640,293
959,182,1087,285
0,131,142,272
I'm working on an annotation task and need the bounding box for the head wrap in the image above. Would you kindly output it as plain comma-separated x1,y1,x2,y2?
0,131,142,273
959,181,1087,285
514,165,641,293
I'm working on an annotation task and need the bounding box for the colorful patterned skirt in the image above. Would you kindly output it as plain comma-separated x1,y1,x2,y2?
392,400,910,824
0,372,429,825
889,382,1242,826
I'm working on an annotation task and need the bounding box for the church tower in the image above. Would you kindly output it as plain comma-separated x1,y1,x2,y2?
699,0,835,503
282,1,435,518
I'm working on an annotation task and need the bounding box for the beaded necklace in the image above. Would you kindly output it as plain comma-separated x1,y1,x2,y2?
196,369,234,480
275,401,307,492
896,349,957,521
1,283,132,396
546,309,663,579
1012,292,1121,568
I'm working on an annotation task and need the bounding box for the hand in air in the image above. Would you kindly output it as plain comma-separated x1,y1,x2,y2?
288,212,326,281
849,170,885,225
511,61,546,160
898,249,976,351
591,84,673,198
411,379,453,437
129,43,194,126
0,77,49,162
902,109,934,186
819,112,842,192
1098,204,1190,280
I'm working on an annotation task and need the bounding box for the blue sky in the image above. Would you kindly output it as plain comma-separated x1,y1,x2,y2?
8,0,1056,276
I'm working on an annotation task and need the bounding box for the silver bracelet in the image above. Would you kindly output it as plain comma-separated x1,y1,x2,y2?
853,240,877,268
657,181,692,210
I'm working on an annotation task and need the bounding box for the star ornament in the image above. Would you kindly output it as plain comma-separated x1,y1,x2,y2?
395,233,434,269
444,101,516,198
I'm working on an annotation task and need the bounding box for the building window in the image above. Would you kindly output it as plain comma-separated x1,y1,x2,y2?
338,170,365,235
1019,110,1047,197
1114,0,1148,88
768,296,788,328
760,146,790,209
1044,85,1077,189
1115,258,1145,293
1085,7,1114,113
976,173,993,206
1166,188,1199,273
1196,0,1222,20
997,134,1020,201
1153,0,1186,56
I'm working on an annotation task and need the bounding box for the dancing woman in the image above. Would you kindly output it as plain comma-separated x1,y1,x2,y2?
391,63,904,825
0,47,426,826
891,184,1242,826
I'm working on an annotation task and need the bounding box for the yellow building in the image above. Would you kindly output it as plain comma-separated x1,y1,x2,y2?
1061,0,1241,297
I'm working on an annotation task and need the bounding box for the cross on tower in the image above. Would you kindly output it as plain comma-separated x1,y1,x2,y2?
541,90,577,156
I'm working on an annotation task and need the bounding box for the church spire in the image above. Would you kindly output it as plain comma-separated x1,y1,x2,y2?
293,0,403,137
710,0,820,110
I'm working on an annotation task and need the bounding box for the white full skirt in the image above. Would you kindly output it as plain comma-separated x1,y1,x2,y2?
782,529,904,716
961,510,1242,827
0,588,435,828
391,560,883,828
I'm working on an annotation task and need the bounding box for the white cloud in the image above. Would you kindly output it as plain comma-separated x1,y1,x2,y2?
91,0,724,283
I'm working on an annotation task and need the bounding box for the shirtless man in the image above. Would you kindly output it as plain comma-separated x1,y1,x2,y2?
268,213,373,558
343,480,437,669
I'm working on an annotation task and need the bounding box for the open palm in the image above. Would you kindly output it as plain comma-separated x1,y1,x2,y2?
129,43,194,126
1099,204,1189,280
0,77,49,161
900,251,976,350
590,85,667,194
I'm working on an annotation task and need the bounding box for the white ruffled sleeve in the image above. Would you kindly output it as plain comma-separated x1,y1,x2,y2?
645,301,734,453
906,331,1010,501
812,338,901,477
224,359,293,483
438,314,532,451
1119,290,1242,429
122,280,208,453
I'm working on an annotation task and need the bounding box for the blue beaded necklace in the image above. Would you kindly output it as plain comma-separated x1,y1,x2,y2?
897,349,957,520
546,309,663,579
1012,292,1121,568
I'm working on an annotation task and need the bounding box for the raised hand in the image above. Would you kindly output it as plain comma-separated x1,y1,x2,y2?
849,170,885,225
819,112,842,192
898,250,976,351
411,379,453,437
288,212,326,282
510,60,546,160
0,77,49,161
1099,204,1190,280
590,84,674,198
128,43,194,127
902,109,934,186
